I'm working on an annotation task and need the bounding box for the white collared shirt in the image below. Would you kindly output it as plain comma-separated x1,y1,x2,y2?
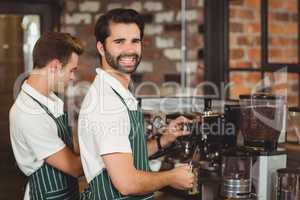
9,81,66,200
78,68,137,183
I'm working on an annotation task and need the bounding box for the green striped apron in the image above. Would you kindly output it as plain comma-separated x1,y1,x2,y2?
81,89,154,200
25,93,80,200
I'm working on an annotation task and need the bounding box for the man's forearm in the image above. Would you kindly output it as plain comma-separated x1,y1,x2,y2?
103,153,192,195
46,147,83,178
122,169,174,195
147,135,174,156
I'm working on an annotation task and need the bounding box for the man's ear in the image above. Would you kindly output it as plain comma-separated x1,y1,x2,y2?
96,41,105,57
48,59,61,73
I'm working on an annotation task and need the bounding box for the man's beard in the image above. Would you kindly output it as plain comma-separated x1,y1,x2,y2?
104,48,141,74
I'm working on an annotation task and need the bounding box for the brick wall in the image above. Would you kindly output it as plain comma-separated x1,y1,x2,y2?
60,0,299,104
60,0,204,97
229,0,299,106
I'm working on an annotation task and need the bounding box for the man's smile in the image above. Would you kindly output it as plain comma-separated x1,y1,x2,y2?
119,56,136,66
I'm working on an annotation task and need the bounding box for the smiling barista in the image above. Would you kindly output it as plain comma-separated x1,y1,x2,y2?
9,32,84,200
78,9,195,200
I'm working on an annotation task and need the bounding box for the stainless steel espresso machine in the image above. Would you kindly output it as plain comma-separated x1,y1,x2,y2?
141,93,287,200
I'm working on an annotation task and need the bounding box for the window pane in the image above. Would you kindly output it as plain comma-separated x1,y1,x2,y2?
186,0,205,94
264,72,298,106
268,0,298,63
22,15,41,72
229,71,262,99
229,0,261,69
132,0,205,97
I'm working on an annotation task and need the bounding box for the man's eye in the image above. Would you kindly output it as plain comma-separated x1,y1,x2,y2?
133,40,141,44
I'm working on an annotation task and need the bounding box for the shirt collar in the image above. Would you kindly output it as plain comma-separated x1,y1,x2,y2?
21,81,64,118
95,68,138,110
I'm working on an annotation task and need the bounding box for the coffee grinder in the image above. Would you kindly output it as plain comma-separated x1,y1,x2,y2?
239,93,287,200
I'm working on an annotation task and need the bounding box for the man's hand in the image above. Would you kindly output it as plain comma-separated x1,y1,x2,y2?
160,116,192,148
169,164,195,190
147,116,192,156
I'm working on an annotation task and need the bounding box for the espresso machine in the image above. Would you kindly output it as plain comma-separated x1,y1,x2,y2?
144,98,239,199
141,94,287,200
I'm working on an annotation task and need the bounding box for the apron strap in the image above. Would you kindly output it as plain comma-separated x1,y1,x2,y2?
23,91,58,121
23,91,73,149
111,87,141,111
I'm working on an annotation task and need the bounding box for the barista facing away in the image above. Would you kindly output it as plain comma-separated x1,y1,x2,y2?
10,32,84,200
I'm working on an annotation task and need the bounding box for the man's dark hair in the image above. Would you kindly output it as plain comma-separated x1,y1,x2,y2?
94,8,145,45
32,32,84,69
